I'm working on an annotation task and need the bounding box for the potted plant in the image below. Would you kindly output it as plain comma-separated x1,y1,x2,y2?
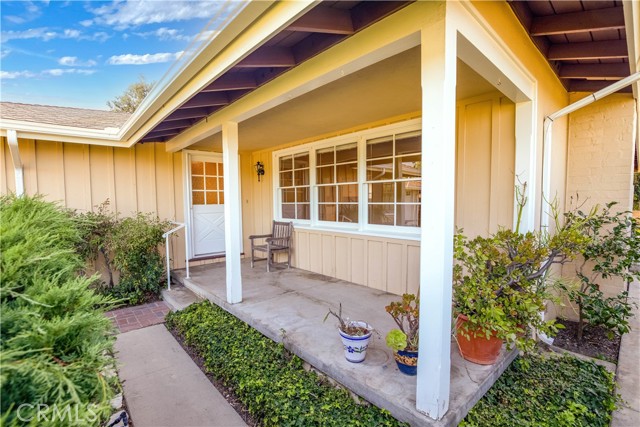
324,304,373,363
452,184,584,364
385,293,419,375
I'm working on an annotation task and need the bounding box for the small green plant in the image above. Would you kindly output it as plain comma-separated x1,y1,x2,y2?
324,303,371,336
384,294,419,352
560,200,640,341
385,330,408,352
460,354,617,427
167,302,405,427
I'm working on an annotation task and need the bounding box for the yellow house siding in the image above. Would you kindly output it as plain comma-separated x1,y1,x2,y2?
0,137,187,269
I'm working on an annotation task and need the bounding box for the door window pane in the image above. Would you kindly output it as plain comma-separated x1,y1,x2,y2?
191,161,204,175
205,162,217,175
206,192,218,205
192,191,205,205
192,176,204,190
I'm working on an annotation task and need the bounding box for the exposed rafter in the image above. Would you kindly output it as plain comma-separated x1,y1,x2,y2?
287,6,354,35
181,92,229,109
202,73,257,92
236,47,296,68
164,108,211,121
151,119,194,132
530,6,625,36
548,40,628,60
569,79,633,93
559,63,629,79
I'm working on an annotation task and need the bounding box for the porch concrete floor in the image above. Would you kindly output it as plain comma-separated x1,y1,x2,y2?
172,261,517,427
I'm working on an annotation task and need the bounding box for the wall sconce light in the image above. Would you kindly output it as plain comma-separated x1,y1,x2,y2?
255,161,265,182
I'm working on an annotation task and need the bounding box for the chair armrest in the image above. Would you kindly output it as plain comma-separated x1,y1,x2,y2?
249,233,272,241
266,236,290,246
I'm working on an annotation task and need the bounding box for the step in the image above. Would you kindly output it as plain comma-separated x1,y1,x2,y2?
161,283,201,311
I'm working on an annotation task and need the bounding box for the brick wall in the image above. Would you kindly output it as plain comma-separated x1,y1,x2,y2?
558,93,637,320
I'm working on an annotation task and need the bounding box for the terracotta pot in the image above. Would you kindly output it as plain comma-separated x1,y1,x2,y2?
455,314,503,365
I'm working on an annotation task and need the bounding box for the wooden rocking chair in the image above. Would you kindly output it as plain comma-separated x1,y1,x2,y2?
248,221,293,272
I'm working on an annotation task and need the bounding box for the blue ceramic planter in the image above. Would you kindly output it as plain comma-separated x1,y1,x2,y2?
394,350,418,375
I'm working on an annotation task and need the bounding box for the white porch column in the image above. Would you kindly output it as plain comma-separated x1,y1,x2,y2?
222,121,242,304
416,5,457,420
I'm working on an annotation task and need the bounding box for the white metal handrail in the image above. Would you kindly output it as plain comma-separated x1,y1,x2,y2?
162,222,190,290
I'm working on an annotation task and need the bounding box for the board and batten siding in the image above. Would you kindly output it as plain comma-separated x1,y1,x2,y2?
0,137,188,269
240,98,515,295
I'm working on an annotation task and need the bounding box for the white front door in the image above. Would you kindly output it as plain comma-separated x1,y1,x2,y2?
188,154,226,257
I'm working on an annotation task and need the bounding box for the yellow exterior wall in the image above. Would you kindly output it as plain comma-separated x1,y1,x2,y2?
456,92,516,237
0,138,188,269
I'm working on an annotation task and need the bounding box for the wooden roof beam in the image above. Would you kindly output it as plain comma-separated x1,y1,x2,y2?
559,63,629,79
202,73,257,92
181,92,229,109
152,119,195,132
548,40,628,60
530,6,625,36
144,129,183,139
235,47,296,68
287,6,354,35
164,108,211,121
569,79,633,93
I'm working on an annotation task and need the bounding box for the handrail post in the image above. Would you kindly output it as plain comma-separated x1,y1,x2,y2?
162,222,187,291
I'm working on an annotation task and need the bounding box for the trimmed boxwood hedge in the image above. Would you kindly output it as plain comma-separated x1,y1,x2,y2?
166,301,406,427
460,354,617,427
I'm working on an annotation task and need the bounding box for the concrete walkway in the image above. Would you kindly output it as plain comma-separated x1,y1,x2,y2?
611,279,640,427
115,324,246,427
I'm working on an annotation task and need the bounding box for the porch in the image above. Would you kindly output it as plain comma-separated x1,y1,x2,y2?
171,261,517,427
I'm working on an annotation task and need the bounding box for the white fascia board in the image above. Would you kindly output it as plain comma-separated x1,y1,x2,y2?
126,0,317,145
120,1,295,143
0,119,127,147
165,1,434,153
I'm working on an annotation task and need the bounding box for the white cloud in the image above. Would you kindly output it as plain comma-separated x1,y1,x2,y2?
0,70,36,79
90,1,225,30
58,56,97,67
5,16,27,24
0,27,83,43
134,27,190,41
80,19,93,27
1,49,11,59
0,68,96,80
107,51,183,65
92,32,110,42
42,68,96,76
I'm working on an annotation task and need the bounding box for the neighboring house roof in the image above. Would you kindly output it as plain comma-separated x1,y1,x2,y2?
0,102,130,131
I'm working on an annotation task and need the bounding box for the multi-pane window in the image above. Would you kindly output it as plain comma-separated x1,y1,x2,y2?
279,153,310,220
191,160,224,205
316,143,359,223
274,121,421,231
366,131,421,227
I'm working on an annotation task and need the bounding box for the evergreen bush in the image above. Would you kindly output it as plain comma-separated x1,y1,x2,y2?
75,202,169,305
0,195,116,426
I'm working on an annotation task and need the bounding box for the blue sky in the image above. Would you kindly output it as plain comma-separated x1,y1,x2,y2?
1,1,240,110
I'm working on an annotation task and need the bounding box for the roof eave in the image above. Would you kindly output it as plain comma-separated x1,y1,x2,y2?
0,119,126,147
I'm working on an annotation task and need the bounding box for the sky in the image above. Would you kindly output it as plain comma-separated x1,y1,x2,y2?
0,0,242,110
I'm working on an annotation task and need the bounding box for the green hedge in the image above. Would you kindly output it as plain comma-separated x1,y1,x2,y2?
0,195,116,426
460,354,617,427
166,301,406,427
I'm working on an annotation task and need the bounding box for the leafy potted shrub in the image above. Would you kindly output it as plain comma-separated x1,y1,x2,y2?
559,201,640,342
385,293,419,375
452,185,583,364
324,304,373,363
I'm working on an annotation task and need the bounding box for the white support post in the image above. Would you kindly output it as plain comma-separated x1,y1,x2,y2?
416,7,457,420
514,101,537,232
6,130,24,197
222,121,243,304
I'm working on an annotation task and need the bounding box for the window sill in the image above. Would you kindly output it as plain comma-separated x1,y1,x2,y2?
292,223,421,242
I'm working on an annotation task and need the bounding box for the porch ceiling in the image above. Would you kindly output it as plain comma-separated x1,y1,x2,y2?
138,1,412,144
187,49,499,153
508,0,632,93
